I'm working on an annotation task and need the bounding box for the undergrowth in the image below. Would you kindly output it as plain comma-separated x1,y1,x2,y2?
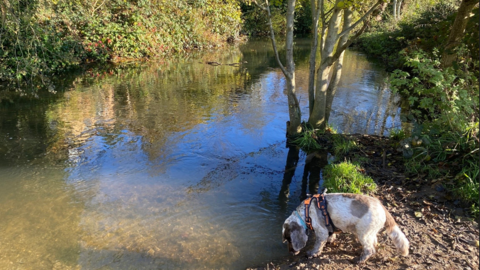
390,48,479,216
0,0,242,87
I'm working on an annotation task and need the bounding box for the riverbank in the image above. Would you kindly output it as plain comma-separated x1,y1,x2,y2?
248,134,479,270
0,0,243,87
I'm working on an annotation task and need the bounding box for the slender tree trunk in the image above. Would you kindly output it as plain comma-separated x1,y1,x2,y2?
442,0,478,68
325,8,352,124
397,0,403,19
284,0,302,136
393,0,397,20
263,0,301,136
308,0,322,116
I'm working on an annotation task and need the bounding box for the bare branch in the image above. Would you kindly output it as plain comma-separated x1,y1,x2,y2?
264,0,290,79
337,0,381,39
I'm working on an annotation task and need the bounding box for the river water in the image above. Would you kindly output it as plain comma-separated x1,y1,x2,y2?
0,39,403,269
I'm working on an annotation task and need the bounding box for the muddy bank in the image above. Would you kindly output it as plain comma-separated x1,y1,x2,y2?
248,134,479,270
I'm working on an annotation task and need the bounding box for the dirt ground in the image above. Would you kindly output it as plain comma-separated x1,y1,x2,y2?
248,135,479,270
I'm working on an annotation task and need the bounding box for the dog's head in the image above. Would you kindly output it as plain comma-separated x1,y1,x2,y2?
282,216,308,255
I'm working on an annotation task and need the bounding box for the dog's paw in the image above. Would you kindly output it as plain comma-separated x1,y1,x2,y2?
327,234,336,243
306,251,320,259
355,256,368,265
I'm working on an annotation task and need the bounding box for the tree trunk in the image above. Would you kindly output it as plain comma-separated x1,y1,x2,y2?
397,0,403,19
308,0,322,116
393,0,397,20
307,0,383,130
262,0,302,136
441,0,478,68
309,0,342,130
284,0,302,136
325,8,353,124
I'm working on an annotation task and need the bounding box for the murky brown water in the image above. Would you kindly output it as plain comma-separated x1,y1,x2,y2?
0,39,404,269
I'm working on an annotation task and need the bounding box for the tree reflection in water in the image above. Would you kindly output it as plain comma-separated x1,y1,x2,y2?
278,145,329,210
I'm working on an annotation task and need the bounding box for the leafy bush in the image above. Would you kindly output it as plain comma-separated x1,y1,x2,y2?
323,161,377,195
0,0,242,86
391,48,479,215
356,1,479,71
390,49,478,133
240,0,313,36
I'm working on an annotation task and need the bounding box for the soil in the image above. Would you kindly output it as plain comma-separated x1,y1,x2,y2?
248,134,479,270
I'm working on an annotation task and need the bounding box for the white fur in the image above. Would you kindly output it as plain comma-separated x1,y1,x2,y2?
282,193,409,264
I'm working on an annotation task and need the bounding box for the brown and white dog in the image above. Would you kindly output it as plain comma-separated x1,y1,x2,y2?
282,193,409,263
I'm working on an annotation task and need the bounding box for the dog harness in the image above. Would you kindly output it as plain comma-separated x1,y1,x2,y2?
301,192,337,236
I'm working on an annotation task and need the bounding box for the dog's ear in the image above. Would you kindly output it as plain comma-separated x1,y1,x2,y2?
282,223,289,243
289,222,308,251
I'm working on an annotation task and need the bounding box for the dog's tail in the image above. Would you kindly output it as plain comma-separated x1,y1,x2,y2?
383,205,409,256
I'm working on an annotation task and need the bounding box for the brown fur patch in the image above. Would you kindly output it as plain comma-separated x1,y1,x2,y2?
382,204,397,233
341,194,372,218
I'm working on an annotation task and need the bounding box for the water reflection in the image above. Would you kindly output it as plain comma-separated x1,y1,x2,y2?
0,39,404,269
278,146,300,210
301,150,328,201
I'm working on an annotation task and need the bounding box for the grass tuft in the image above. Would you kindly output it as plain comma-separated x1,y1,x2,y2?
332,135,359,157
323,161,377,195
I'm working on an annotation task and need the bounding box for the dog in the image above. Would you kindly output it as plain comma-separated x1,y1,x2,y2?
282,193,409,264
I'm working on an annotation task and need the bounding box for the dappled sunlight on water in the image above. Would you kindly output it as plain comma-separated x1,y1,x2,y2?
0,39,404,269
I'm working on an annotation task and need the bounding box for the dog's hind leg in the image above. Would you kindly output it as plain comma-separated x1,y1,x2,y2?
356,233,376,264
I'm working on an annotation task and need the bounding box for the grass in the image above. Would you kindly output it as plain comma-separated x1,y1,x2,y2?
332,135,359,157
403,123,479,216
389,128,407,141
323,161,377,195
290,128,321,152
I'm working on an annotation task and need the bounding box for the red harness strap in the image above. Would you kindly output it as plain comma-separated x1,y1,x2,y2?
303,194,336,235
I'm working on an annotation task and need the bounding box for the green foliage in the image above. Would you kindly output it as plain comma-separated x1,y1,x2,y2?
332,135,359,158
389,128,406,141
290,123,322,152
357,1,478,71
390,47,479,214
323,161,377,195
390,49,478,133
240,0,313,36
350,0,479,216
0,0,242,86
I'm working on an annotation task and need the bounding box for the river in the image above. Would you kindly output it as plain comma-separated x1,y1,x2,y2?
0,38,404,269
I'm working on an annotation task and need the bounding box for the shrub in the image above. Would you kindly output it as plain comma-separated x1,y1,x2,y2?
0,0,243,86
391,48,479,216
323,161,377,195
390,48,478,133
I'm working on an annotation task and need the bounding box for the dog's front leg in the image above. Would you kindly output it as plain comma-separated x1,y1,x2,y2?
307,229,329,258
